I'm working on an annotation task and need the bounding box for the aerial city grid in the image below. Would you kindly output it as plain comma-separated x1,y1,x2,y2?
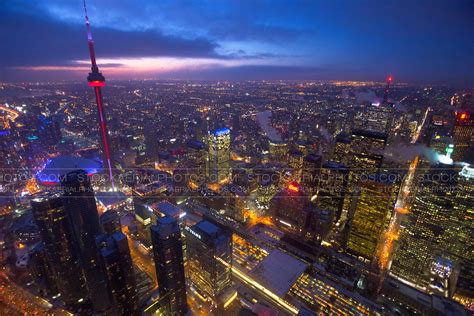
0,0,473,315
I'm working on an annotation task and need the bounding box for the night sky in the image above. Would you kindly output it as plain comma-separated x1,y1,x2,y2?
1,0,473,85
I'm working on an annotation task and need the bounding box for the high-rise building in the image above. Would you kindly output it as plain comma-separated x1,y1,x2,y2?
207,128,231,183
317,161,349,224
350,129,387,174
287,149,304,181
100,209,122,235
305,207,333,243
301,153,322,198
185,139,207,187
452,110,473,162
184,220,232,306
268,139,288,164
151,217,188,315
354,103,393,134
144,122,160,159
96,232,139,315
451,165,474,306
61,170,112,312
31,197,88,306
391,162,457,292
270,182,310,235
221,184,246,222
332,132,352,166
132,178,171,247
28,242,59,297
345,174,398,263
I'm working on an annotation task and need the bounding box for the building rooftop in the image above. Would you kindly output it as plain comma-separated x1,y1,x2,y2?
385,278,468,316
213,127,230,136
95,191,127,208
186,139,205,150
322,160,348,171
352,129,388,140
196,220,220,236
150,200,185,219
250,249,307,297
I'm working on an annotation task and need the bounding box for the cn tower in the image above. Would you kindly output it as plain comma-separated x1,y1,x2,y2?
83,0,115,190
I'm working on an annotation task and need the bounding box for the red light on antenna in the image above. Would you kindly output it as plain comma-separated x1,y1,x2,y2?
387,75,393,82
88,81,105,87
288,183,299,192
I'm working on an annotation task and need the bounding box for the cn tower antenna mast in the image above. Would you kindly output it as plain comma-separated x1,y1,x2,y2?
83,0,115,190
383,75,393,105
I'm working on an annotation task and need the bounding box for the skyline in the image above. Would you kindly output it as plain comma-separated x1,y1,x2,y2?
1,0,474,85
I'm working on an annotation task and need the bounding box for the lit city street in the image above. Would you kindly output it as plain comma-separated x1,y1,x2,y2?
0,1,473,315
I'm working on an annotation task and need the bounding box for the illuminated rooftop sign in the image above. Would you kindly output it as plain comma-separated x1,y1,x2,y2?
213,127,230,136
185,226,201,240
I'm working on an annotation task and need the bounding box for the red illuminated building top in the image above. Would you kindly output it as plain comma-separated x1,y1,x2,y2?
288,182,299,193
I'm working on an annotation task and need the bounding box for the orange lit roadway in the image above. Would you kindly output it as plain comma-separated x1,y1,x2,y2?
122,226,157,289
378,154,421,271
0,271,72,315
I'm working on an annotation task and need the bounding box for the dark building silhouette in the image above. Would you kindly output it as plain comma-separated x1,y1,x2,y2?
270,182,310,235
151,217,188,315
61,170,113,312
31,197,88,307
96,232,140,315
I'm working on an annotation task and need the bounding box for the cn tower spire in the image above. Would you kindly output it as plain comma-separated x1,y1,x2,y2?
83,0,115,190
83,0,98,72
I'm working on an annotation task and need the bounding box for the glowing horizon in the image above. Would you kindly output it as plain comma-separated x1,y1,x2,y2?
13,56,281,76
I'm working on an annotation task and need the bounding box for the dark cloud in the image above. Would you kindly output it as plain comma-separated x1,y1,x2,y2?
0,0,473,85
0,4,221,68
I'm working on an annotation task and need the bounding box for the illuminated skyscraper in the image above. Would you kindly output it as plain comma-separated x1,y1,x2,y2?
151,217,188,315
185,139,206,187
345,174,398,263
207,128,231,183
350,129,387,173
332,132,352,166
452,110,473,162
391,162,457,292
268,139,288,164
31,197,88,307
451,165,474,306
354,103,393,134
184,220,232,306
287,149,304,181
356,75,394,136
